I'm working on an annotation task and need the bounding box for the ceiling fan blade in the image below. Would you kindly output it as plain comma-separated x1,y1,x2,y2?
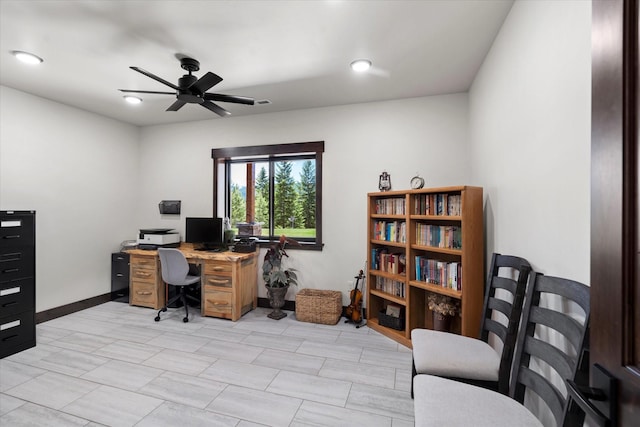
203,93,255,105
191,72,223,94
130,67,179,90
119,89,175,95
166,100,187,111
200,100,230,117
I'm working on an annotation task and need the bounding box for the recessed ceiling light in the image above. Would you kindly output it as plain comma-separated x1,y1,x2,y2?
123,95,142,105
12,50,43,65
350,59,371,72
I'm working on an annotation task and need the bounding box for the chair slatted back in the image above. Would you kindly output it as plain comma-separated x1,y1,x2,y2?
510,274,590,427
479,253,532,393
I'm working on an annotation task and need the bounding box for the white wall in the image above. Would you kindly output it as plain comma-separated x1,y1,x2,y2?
0,86,140,311
469,1,591,424
136,94,470,302
469,0,591,282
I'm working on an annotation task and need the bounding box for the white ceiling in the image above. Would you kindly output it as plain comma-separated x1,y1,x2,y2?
0,0,514,127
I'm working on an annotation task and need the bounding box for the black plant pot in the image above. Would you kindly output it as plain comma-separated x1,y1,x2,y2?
266,285,289,320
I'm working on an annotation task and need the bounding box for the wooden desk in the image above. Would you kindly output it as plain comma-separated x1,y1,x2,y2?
126,245,258,321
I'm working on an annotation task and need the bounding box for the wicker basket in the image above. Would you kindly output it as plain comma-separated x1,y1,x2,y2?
295,289,342,325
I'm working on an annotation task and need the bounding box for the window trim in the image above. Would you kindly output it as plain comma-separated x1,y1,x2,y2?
212,141,324,250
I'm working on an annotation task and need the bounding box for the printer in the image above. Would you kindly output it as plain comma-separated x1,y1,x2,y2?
137,228,180,249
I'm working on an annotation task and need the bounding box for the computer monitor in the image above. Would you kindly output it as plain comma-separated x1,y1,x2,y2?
185,217,223,249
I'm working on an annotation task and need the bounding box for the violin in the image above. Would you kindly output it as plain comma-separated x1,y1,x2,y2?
345,270,365,324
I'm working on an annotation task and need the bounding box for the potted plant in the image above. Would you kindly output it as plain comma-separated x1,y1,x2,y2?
427,293,459,332
262,235,299,319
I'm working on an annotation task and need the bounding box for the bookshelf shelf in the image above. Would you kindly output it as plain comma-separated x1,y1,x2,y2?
369,269,405,281
366,186,484,348
409,244,462,256
369,288,407,305
370,240,406,248
408,280,462,299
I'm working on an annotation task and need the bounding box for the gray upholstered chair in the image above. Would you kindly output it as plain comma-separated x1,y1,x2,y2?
411,253,532,397
413,273,591,427
155,248,201,323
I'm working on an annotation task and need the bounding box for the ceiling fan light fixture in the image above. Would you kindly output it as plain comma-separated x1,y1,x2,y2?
350,59,371,72
12,50,43,65
123,95,142,105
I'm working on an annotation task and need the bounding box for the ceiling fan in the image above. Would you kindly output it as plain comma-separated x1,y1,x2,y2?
119,56,254,117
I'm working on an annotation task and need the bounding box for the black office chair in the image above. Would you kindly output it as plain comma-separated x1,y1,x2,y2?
413,272,591,427
411,253,532,397
155,248,201,323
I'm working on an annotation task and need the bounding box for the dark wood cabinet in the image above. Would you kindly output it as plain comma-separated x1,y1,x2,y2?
1,210,36,358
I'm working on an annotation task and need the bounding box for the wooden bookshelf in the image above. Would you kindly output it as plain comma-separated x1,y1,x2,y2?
366,186,484,348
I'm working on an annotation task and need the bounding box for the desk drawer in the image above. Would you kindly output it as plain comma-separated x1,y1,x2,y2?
131,266,157,283
202,289,232,318
0,250,34,281
0,309,35,358
203,274,232,289
130,281,160,308
1,278,34,317
204,262,232,276
130,255,157,269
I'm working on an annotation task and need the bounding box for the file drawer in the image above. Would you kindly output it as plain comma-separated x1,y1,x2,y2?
0,277,34,318
130,281,162,308
111,253,130,278
0,213,35,249
0,309,35,359
0,250,35,281
202,288,232,319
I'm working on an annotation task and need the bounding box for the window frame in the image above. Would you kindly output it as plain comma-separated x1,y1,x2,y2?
212,141,324,251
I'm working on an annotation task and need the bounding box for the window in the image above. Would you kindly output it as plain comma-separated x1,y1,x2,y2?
212,141,324,250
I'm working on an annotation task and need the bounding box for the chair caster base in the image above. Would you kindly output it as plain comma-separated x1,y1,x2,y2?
183,317,189,323
154,316,160,322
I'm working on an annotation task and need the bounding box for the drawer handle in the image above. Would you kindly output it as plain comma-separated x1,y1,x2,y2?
116,274,124,277
135,272,151,277
2,334,19,342
116,256,124,260
136,291,152,295
0,319,20,331
207,299,229,306
2,301,18,308
2,268,19,274
208,279,230,285
2,235,21,239
212,266,225,271
0,286,21,296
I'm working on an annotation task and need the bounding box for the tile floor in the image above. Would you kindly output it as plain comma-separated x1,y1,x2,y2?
0,302,414,426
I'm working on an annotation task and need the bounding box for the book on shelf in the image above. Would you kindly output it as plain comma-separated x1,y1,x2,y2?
371,250,406,275
413,193,462,216
414,256,462,291
415,224,462,249
373,220,406,243
375,276,406,298
375,198,406,215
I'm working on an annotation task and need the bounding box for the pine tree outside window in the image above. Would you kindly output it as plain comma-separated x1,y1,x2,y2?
212,142,323,250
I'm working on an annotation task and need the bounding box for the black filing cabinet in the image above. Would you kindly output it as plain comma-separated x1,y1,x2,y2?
111,252,130,303
1,210,36,359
